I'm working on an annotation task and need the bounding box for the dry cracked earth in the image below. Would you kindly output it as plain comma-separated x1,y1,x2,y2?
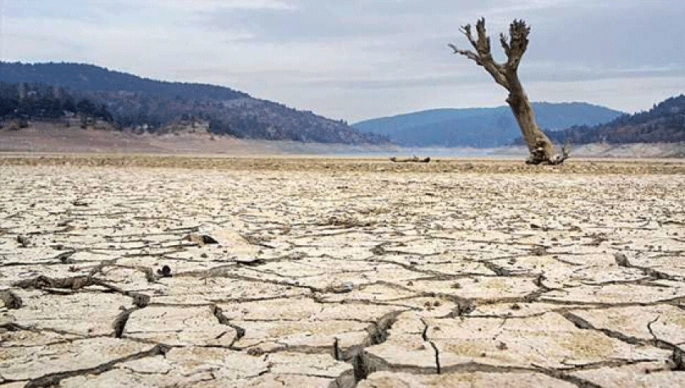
1,157,685,387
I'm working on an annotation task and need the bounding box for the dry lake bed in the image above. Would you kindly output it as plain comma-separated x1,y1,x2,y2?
1,155,685,387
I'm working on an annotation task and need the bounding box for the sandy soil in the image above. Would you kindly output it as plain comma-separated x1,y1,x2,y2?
1,153,685,175
1,156,685,387
0,125,403,155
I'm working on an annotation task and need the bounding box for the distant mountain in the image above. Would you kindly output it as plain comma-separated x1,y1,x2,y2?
544,95,685,145
0,62,386,145
353,103,624,147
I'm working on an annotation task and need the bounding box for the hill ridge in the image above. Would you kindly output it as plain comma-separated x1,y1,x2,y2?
0,62,386,145
354,102,625,147
545,95,685,145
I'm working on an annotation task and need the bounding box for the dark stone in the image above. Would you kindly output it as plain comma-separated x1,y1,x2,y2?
16,235,29,248
1,290,23,309
157,265,172,278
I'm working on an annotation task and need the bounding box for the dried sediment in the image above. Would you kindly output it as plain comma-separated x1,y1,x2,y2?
1,161,685,387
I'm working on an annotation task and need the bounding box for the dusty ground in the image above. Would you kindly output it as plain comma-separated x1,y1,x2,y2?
3,124,684,158
495,143,685,159
1,156,685,387
0,125,402,156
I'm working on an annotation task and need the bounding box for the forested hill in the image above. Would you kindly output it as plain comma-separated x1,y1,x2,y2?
546,95,685,144
0,62,249,101
354,102,624,148
0,62,386,145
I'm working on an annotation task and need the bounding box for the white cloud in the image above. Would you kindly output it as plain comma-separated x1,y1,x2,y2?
148,0,296,11
2,0,684,121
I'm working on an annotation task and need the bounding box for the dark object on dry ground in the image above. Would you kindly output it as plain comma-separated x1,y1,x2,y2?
614,253,631,267
16,235,29,247
235,257,267,267
0,290,23,309
390,156,431,163
157,265,172,278
56,251,76,263
449,18,569,165
184,234,219,245
13,275,96,290
132,293,151,307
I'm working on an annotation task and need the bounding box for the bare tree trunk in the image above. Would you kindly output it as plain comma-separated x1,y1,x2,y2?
506,80,556,164
449,19,569,165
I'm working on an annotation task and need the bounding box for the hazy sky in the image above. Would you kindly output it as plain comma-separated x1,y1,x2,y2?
2,0,684,121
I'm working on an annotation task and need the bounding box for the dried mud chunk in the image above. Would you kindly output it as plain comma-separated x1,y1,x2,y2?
184,234,219,245
16,235,30,247
614,252,631,267
0,290,23,309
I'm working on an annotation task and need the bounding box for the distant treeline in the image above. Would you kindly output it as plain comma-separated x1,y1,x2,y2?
0,82,113,123
0,62,250,101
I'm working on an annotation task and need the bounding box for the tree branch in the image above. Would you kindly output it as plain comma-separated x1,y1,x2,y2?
450,19,509,89
448,44,481,64
505,19,531,70
499,33,511,57
459,24,479,51
475,18,492,56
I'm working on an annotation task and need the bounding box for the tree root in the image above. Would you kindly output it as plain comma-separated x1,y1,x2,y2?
526,140,570,165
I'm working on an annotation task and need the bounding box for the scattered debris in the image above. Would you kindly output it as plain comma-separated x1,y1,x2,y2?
13,275,96,290
588,232,609,246
131,293,151,308
531,246,548,256
390,156,431,163
56,219,73,227
247,347,265,357
234,257,266,266
323,216,373,228
327,281,355,294
55,251,76,263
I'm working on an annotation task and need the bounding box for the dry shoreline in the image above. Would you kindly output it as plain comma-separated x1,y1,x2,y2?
2,124,684,161
1,153,684,175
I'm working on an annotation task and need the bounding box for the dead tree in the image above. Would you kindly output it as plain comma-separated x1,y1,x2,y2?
449,19,569,165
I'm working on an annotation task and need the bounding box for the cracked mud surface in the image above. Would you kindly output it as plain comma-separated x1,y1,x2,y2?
1,157,685,387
